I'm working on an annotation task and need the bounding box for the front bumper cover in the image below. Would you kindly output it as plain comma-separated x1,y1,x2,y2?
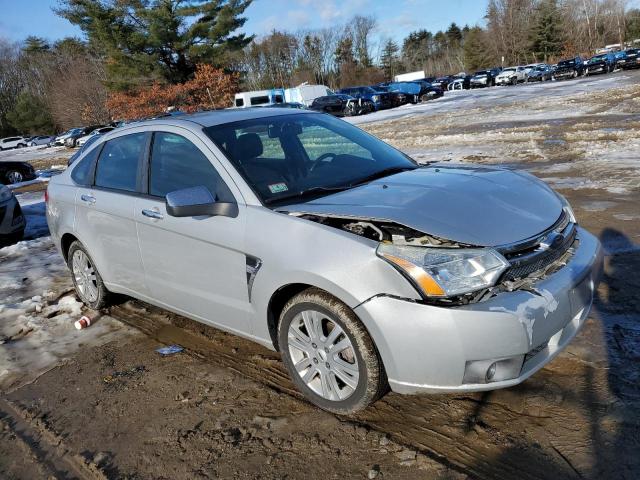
354,226,603,394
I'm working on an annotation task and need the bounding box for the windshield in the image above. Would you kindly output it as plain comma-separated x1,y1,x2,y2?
474,71,488,76
205,113,417,205
501,68,515,73
589,55,607,63
558,59,575,67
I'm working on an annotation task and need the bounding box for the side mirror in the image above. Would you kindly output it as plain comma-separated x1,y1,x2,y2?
165,186,238,218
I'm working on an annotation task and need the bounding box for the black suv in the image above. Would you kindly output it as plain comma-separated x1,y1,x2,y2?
618,48,640,70
553,57,585,80
585,53,616,75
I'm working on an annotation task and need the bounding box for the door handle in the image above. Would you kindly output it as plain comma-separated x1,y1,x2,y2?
142,209,164,220
80,194,96,204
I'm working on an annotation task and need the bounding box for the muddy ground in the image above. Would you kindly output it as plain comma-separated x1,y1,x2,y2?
1,70,639,480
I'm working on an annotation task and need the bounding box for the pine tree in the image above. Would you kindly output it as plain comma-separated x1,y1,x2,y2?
530,0,564,61
464,27,491,71
380,39,399,79
56,0,253,90
6,92,54,134
23,36,50,54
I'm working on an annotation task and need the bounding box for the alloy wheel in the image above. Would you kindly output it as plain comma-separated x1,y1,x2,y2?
7,171,23,184
72,249,99,303
287,310,359,401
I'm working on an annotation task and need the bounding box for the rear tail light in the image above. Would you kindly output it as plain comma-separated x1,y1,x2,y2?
44,188,49,204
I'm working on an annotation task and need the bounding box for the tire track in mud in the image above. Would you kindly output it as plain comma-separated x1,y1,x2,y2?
107,300,621,480
0,397,109,480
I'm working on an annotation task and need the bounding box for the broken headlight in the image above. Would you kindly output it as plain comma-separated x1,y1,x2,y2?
377,244,509,298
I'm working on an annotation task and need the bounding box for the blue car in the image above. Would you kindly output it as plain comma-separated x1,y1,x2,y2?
585,52,616,75
336,86,393,110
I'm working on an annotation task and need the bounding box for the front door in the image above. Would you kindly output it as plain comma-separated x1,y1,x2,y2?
134,129,251,335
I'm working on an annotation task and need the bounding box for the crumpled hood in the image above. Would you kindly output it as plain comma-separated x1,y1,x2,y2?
279,164,564,247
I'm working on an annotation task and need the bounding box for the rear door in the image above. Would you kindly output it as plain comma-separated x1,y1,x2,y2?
134,128,251,335
74,131,149,296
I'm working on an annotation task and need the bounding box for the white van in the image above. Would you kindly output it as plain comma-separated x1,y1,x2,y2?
234,89,285,108
284,84,333,106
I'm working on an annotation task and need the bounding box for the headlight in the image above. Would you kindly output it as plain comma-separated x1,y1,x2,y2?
372,95,380,102
377,244,509,298
557,194,577,223
0,185,13,203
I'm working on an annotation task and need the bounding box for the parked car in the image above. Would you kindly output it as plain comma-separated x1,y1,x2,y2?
309,94,371,116
412,80,444,101
47,109,603,414
372,85,407,107
585,52,616,75
67,134,103,166
0,136,28,150
495,66,528,85
54,128,83,146
76,127,116,147
470,68,501,88
431,76,454,91
448,75,472,90
526,65,553,82
337,86,393,110
0,160,36,184
65,126,104,148
552,57,585,80
0,182,25,243
617,48,640,69
384,82,422,103
27,135,55,146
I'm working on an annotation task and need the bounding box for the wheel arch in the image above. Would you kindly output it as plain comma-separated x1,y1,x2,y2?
60,232,79,262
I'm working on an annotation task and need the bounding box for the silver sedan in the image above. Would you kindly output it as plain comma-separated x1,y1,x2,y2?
46,109,603,413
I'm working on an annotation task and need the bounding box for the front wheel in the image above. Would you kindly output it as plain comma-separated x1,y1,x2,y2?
278,288,387,414
68,241,111,310
5,170,23,184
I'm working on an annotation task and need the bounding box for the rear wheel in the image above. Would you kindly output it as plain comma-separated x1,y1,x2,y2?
278,288,387,414
68,241,111,310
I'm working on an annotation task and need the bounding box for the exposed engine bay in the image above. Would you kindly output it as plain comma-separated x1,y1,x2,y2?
290,212,577,306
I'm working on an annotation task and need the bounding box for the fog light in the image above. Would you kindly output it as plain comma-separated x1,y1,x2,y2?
463,355,525,384
486,362,497,382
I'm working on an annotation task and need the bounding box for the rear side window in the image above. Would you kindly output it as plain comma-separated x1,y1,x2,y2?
149,132,233,200
95,133,146,192
71,145,101,185
235,98,244,107
250,95,269,106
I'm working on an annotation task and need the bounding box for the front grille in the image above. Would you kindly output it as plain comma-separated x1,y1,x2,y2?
500,211,577,281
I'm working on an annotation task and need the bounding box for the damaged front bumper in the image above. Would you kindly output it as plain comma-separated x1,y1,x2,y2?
354,226,603,394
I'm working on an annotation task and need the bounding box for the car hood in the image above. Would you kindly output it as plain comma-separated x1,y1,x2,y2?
278,165,563,247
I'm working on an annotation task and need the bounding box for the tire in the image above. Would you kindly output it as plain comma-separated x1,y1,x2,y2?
67,241,111,310
5,170,24,184
278,288,387,414
17,143,25,148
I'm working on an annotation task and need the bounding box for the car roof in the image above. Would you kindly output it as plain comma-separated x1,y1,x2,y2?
111,108,318,133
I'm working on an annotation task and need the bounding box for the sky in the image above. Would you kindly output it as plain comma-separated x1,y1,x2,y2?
0,0,489,46
1,0,639,48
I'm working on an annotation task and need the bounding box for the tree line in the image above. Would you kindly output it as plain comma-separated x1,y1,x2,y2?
0,0,638,136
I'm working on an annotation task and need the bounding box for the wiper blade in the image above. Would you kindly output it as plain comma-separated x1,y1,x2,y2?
264,185,350,205
349,166,416,187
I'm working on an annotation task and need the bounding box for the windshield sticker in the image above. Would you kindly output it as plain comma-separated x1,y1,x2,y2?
268,182,289,194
